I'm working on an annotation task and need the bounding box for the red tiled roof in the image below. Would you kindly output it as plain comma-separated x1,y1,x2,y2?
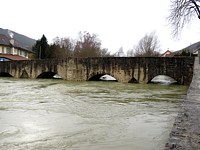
0,54,30,61
160,50,174,57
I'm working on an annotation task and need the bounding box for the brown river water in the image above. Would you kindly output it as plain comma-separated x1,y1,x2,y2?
0,78,188,150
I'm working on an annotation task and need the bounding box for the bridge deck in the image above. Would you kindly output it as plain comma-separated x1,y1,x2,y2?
165,57,200,149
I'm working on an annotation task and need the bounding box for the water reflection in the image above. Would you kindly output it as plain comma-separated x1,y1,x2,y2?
151,75,177,85
0,78,187,150
99,75,117,81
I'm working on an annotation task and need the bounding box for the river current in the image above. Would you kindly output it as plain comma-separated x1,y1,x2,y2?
0,78,187,150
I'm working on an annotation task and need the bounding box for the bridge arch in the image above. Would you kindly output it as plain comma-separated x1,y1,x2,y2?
128,77,138,83
88,73,118,81
148,74,178,84
20,70,29,78
0,72,13,77
88,73,105,81
37,72,62,79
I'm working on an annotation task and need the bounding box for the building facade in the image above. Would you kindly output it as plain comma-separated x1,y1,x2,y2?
0,34,33,61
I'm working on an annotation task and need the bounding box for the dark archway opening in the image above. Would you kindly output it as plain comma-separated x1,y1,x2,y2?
88,74,105,81
88,74,118,82
37,72,62,79
20,70,29,78
128,77,138,83
0,72,13,77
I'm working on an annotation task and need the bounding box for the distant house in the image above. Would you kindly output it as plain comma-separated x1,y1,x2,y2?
173,41,200,56
160,50,173,57
193,48,199,55
0,34,33,61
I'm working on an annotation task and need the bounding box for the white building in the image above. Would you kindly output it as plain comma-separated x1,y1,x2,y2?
0,34,33,61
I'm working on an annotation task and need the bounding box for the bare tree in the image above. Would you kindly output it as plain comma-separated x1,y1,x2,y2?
114,47,125,57
133,32,160,57
74,31,110,57
168,0,200,37
127,49,134,57
49,37,74,59
99,48,111,57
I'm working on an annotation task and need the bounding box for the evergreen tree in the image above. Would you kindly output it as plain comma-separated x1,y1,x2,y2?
40,35,49,59
32,35,49,59
32,40,41,59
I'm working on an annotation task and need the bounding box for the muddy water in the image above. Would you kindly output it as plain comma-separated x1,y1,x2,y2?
0,78,187,150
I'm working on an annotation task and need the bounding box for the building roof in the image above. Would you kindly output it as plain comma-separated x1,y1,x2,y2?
0,54,30,61
160,50,174,57
0,34,32,52
174,41,200,55
0,34,10,45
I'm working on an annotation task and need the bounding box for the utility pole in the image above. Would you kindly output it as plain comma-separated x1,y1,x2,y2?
39,45,41,59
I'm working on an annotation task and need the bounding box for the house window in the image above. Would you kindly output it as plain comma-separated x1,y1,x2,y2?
17,49,20,55
25,52,28,58
2,47,5,53
20,50,25,57
14,48,17,55
6,47,11,54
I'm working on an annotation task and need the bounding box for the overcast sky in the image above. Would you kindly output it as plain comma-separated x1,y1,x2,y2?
1,0,200,54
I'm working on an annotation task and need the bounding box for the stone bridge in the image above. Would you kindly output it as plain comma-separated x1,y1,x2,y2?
0,57,195,85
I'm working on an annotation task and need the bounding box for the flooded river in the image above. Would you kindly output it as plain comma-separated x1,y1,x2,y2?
0,78,188,150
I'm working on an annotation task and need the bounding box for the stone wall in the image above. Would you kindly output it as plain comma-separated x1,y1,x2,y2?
164,57,200,149
0,57,195,85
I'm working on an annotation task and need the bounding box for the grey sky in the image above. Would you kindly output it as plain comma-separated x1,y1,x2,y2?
1,0,200,53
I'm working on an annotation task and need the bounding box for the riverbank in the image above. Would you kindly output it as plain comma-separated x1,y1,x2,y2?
165,57,200,150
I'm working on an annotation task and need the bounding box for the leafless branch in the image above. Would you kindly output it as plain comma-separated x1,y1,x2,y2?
133,32,160,57
168,0,200,37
